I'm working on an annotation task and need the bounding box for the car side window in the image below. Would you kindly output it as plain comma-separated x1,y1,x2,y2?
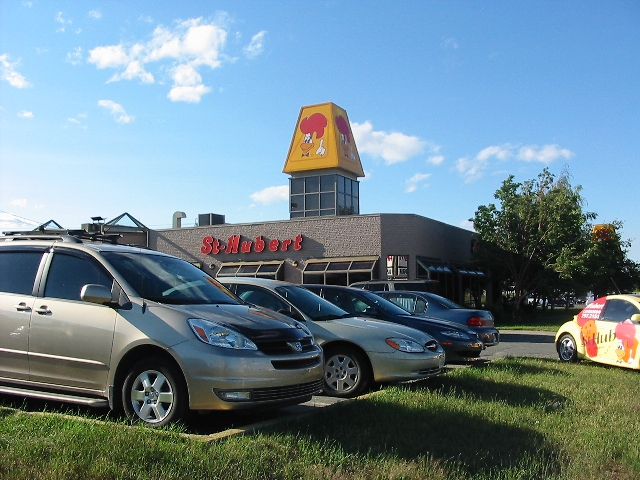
385,294,416,313
0,251,44,295
602,299,640,323
234,285,289,313
44,252,113,301
323,289,356,314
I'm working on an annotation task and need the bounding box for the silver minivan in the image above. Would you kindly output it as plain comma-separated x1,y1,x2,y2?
0,234,323,426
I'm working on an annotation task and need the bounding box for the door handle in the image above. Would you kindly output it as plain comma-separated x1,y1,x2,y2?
14,302,32,312
35,306,51,315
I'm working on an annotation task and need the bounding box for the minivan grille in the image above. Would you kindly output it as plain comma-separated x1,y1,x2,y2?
256,336,317,355
251,379,323,402
271,354,322,370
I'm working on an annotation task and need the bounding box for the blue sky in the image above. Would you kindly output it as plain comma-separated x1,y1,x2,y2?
1,1,639,261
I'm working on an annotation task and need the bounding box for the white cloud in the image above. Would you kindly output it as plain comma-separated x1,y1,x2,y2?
243,31,266,58
89,44,132,68
66,47,82,65
0,54,30,88
456,143,574,182
88,10,102,19
427,155,444,165
98,100,134,123
10,199,28,207
459,219,475,231
88,17,228,102
168,84,212,103
405,173,431,193
55,12,72,33
456,156,489,183
517,144,574,164
22,1,32,7
17,110,33,118
476,145,512,161
351,121,433,165
250,185,288,205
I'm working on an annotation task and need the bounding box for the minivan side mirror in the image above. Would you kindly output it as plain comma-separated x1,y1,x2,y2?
631,313,640,323
81,284,112,305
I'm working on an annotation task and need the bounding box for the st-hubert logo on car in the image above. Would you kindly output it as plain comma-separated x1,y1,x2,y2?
287,341,303,353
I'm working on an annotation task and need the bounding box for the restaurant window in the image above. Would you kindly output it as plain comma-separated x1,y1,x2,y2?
215,261,284,280
302,257,377,285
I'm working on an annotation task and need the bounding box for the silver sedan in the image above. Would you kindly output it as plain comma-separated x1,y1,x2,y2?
220,277,446,398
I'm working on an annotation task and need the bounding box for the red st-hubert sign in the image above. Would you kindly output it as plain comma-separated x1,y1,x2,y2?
201,234,303,255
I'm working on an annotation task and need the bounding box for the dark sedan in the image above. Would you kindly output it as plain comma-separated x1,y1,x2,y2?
375,291,500,346
302,284,485,364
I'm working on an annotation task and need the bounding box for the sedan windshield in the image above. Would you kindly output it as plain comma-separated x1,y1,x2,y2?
275,285,350,321
103,251,239,305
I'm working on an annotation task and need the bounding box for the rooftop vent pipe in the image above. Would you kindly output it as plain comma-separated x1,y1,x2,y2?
172,211,187,229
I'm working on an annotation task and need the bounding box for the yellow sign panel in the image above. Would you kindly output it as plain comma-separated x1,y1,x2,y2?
283,102,364,177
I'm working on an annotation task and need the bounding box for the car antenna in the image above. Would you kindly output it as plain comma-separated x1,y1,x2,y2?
610,277,621,294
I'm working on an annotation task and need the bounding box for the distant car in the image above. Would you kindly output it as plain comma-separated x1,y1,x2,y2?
556,294,640,369
220,278,446,398
374,291,500,347
350,279,440,293
302,284,485,364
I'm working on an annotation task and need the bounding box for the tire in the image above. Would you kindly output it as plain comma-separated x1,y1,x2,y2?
323,346,372,398
122,357,188,427
557,333,578,363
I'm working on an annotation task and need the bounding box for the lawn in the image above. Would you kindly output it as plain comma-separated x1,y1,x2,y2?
0,357,638,480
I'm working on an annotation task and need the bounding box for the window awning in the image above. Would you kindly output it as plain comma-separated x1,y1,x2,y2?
216,260,284,278
303,256,378,274
417,258,452,274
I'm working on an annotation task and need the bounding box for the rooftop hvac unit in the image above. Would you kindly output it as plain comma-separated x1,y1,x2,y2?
198,213,225,226
81,223,102,233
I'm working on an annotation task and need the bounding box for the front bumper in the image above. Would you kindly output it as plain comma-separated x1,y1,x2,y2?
368,349,446,383
172,340,324,411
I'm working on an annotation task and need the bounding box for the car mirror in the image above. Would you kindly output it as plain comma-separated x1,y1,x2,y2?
81,284,113,305
631,314,640,323
363,307,380,317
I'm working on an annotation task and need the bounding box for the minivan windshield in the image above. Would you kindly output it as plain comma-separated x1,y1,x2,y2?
103,251,239,305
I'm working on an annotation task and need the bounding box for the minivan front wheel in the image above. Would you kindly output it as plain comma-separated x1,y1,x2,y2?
122,357,188,427
323,346,371,398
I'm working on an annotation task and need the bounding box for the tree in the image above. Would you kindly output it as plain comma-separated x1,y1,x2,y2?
575,222,640,298
471,168,594,319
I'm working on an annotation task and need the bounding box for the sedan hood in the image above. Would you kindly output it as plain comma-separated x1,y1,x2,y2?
329,315,435,342
176,303,308,342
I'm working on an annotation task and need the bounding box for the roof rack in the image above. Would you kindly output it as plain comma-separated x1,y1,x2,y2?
1,230,122,244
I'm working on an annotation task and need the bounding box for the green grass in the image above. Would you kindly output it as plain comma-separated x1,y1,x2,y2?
1,358,639,479
495,306,581,331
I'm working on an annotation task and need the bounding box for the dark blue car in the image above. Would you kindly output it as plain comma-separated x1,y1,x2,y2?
303,284,485,364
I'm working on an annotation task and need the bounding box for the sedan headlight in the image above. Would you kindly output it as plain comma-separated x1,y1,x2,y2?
188,319,257,350
440,330,471,340
385,337,425,353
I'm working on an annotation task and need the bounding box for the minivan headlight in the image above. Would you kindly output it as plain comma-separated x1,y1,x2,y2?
385,337,425,353
188,319,257,350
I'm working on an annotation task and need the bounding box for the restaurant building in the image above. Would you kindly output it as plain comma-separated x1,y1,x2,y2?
145,102,486,305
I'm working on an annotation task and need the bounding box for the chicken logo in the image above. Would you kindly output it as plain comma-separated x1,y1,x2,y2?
335,115,355,161
576,297,605,357
615,319,638,365
299,113,328,157
283,102,364,177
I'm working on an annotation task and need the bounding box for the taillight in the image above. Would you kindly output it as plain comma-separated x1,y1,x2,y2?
467,316,487,327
